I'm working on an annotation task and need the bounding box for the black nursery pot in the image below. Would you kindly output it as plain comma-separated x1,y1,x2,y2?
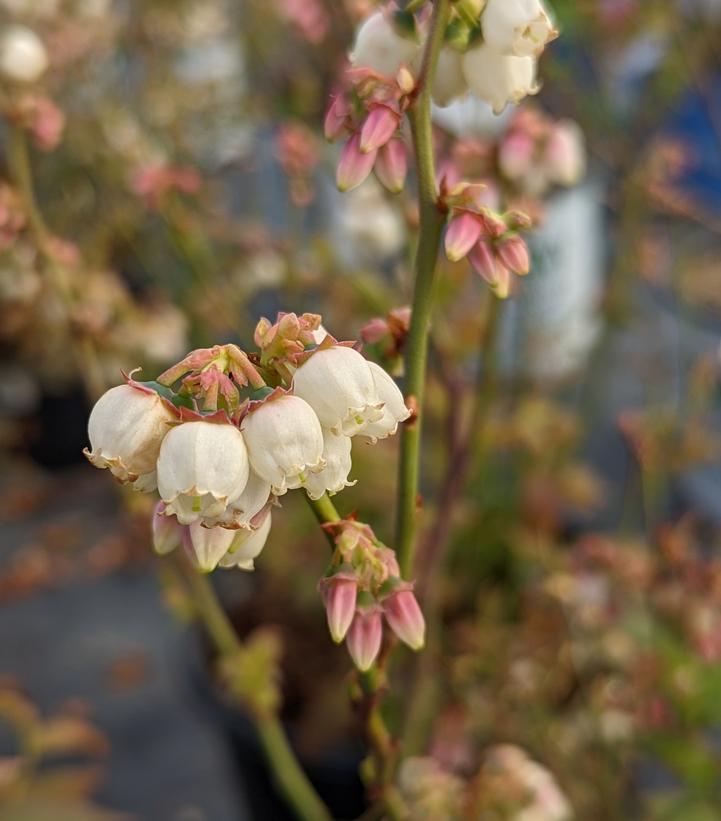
188,633,368,820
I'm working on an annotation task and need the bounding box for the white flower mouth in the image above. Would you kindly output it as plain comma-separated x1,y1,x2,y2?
334,402,385,436
162,488,234,525
271,457,327,495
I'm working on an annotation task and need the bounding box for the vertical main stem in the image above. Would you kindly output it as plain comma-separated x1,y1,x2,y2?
173,556,331,821
396,0,451,578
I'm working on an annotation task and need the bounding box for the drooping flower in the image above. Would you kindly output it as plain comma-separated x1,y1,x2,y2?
481,0,557,57
432,48,468,108
204,469,272,529
157,421,250,525
242,393,325,495
0,25,48,84
359,361,411,442
219,511,273,571
292,346,384,436
304,428,354,499
184,521,236,572
84,384,176,491
462,44,539,114
350,10,420,77
151,502,185,555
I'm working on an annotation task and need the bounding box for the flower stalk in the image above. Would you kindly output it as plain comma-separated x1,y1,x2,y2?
172,551,332,821
396,0,452,577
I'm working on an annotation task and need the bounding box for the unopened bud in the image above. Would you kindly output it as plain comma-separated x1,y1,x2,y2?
444,211,482,262
347,609,383,671
151,502,185,555
374,140,407,194
383,588,425,650
497,234,530,275
323,576,358,643
337,133,377,192
359,104,400,153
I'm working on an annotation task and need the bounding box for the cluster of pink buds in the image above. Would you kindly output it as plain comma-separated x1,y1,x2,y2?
8,94,65,152
498,107,586,196
442,179,532,299
275,122,321,207
360,305,411,373
324,64,413,194
84,313,411,572
130,163,201,210
319,519,425,671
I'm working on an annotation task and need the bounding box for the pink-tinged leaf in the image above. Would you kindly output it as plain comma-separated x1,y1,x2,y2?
336,133,377,192
374,140,407,194
444,211,482,262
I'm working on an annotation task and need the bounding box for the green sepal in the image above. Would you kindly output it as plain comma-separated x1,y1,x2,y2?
393,9,418,40
250,386,276,402
356,590,376,609
137,380,195,409
378,576,403,598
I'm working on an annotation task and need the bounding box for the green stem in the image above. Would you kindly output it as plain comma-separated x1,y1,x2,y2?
173,555,331,821
395,0,451,578
6,123,107,399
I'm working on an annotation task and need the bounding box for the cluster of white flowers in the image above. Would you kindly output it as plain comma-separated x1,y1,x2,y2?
351,0,557,114
85,343,410,572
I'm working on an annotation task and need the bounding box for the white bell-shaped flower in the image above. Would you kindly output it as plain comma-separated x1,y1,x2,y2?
304,429,354,500
359,362,411,442
85,384,176,491
432,48,468,108
462,45,539,114
157,421,250,525
481,0,556,58
292,346,384,436
350,10,420,77
203,469,272,529
184,521,236,572
219,512,272,571
242,394,325,495
0,25,49,83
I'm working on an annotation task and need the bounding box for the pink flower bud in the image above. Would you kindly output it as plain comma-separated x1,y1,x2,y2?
469,239,505,287
544,120,585,187
444,212,482,262
359,104,399,153
336,133,377,192
347,609,383,671
151,502,185,555
374,140,407,194
323,576,358,643
497,234,530,275
383,589,425,650
324,94,350,142
499,131,535,180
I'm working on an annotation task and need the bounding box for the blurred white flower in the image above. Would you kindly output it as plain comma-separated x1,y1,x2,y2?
0,25,48,83
242,393,325,495
462,45,539,114
350,10,420,77
337,179,405,264
85,384,175,491
482,0,556,58
157,421,250,524
432,47,467,108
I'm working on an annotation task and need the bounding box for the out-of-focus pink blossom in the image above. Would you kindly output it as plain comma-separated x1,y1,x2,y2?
275,0,330,44
131,164,201,209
